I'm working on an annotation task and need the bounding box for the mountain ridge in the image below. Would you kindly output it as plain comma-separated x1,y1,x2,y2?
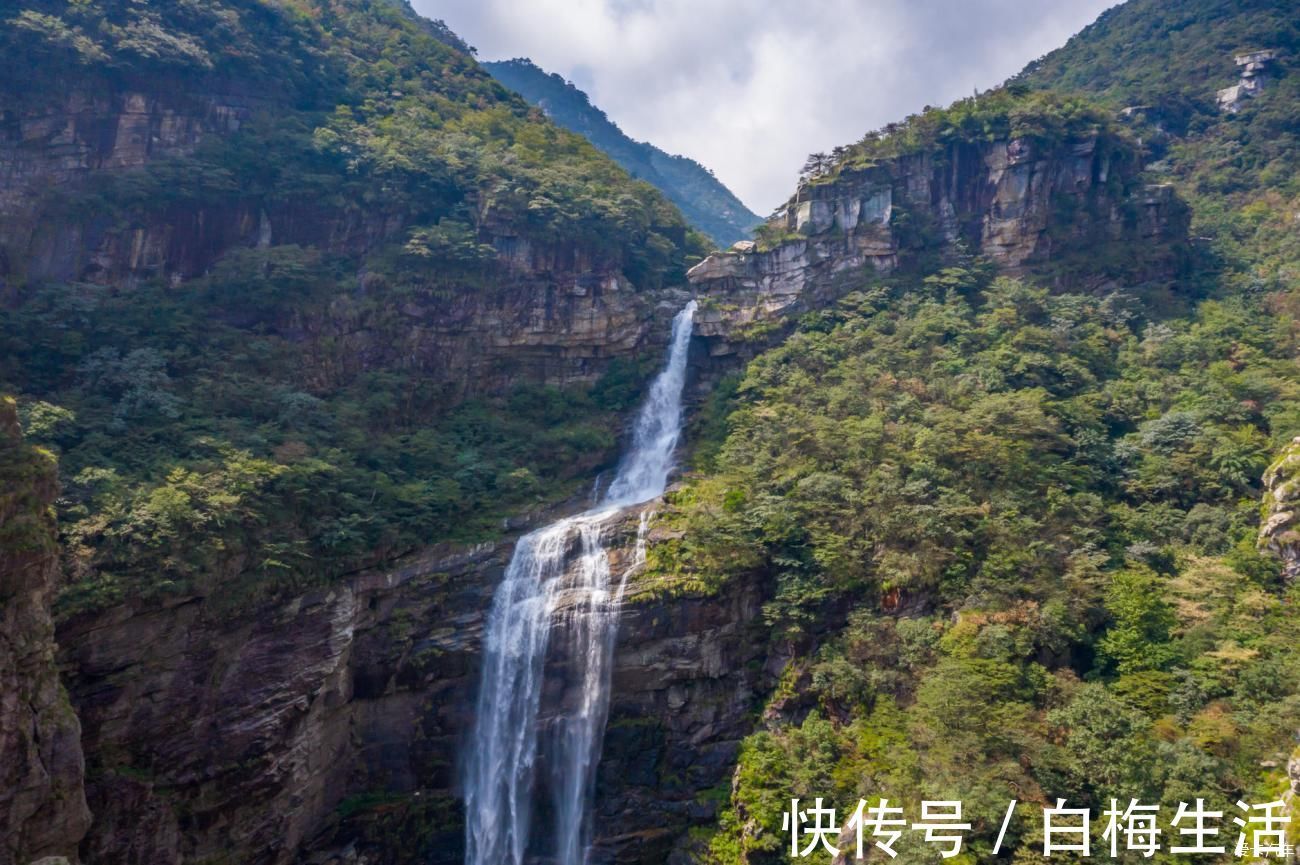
1,1,1300,864
484,57,761,247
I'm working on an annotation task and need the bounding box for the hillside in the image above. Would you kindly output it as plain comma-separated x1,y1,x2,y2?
1016,0,1300,294
645,1,1300,861
0,0,712,618
485,58,761,247
1,1,1299,864
0,1,714,861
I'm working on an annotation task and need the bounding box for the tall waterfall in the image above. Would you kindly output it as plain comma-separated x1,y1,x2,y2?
464,301,697,865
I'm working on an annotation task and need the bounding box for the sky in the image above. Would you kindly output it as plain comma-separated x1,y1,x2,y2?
413,0,1119,214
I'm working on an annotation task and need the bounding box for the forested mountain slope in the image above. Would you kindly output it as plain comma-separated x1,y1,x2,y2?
1016,0,1300,298
1,0,1299,864
0,0,708,617
642,1,1300,861
485,58,761,247
0,2,716,861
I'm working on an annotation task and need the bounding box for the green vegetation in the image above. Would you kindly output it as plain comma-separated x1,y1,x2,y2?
655,4,1300,855
0,0,707,615
484,58,761,247
794,89,1123,188
0,396,60,565
4,261,660,616
665,262,1300,863
3,1,1299,861
1017,0,1300,298
1017,0,1299,134
777,88,1178,287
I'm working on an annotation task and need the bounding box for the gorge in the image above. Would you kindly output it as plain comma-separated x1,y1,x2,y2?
2,1,1300,864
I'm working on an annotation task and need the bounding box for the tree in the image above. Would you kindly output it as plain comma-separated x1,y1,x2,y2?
1096,567,1177,676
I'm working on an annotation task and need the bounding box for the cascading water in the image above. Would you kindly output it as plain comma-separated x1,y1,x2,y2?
464,301,697,865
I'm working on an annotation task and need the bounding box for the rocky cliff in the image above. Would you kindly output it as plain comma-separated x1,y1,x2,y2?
0,84,688,394
0,5,720,862
1259,436,1300,583
0,398,90,865
53,494,766,865
16,89,1203,865
1258,437,1300,830
689,127,1187,355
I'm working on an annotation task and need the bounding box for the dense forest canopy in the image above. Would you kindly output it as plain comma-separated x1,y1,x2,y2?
636,0,1300,860
0,0,708,615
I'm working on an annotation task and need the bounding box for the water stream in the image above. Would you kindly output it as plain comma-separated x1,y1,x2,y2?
464,301,697,865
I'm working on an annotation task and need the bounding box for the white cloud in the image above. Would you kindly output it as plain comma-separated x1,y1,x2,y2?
413,0,1118,213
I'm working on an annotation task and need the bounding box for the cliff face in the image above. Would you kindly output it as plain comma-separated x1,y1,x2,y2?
22,97,1198,865
0,8,716,860
688,131,1186,354
1260,436,1300,582
0,87,261,285
0,87,683,394
0,398,91,865
55,498,766,865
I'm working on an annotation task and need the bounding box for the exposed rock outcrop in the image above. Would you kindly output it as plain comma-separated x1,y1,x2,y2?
1260,436,1300,583
55,500,766,865
0,87,685,395
1217,50,1279,113
0,88,258,284
0,398,91,865
688,132,1186,354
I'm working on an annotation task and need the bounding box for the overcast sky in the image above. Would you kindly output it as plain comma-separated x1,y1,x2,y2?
413,0,1118,214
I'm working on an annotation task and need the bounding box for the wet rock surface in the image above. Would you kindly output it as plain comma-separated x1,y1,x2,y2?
55,502,768,865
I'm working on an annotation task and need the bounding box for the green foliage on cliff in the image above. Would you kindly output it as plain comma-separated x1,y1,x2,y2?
1016,0,1300,298
1017,0,1300,133
2,0,707,274
794,88,1124,191
673,3,1300,859
0,0,707,614
4,265,658,615
667,262,1300,862
483,58,761,247
0,396,61,563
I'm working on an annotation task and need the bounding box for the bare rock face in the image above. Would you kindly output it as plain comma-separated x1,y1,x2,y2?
576,515,769,865
1260,436,1300,583
282,270,689,397
688,133,1186,354
1217,50,1279,113
0,88,682,395
0,398,91,865
56,537,504,865
0,87,268,288
56,502,766,865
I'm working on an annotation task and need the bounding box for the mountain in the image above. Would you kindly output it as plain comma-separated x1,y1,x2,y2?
0,2,707,860
662,1,1300,861
484,57,761,247
0,0,710,616
2,1,1300,864
1015,0,1300,293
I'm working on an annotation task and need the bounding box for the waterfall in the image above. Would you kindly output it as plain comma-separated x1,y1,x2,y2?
464,301,697,865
